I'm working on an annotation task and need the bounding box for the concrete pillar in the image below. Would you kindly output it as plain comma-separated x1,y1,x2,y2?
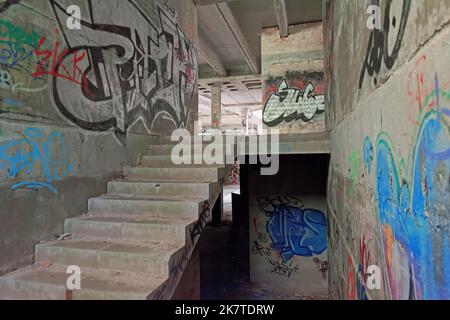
211,84,222,130
243,108,249,135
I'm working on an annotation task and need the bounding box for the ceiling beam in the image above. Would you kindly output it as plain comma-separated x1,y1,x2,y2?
194,0,235,5
199,74,261,84
214,2,260,74
198,30,227,76
273,0,289,37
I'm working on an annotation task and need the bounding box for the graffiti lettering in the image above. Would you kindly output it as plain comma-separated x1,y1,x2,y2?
33,34,87,86
0,0,21,14
359,0,411,88
47,0,198,143
263,78,325,127
0,127,73,194
258,196,327,262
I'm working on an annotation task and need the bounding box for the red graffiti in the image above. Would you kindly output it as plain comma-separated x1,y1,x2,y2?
253,218,258,233
346,255,358,300
32,31,87,86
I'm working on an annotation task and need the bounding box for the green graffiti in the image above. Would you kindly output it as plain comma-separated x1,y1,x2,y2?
0,20,41,49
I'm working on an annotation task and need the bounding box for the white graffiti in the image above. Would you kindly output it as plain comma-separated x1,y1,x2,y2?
263,79,325,127
0,67,13,90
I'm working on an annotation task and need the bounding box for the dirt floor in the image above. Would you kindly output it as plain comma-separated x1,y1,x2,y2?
199,223,328,300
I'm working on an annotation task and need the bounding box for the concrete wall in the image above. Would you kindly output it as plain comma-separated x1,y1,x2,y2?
0,0,198,274
325,0,450,300
249,155,329,296
261,23,325,134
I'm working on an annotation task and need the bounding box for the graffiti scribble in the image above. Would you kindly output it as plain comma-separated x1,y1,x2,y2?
269,259,300,278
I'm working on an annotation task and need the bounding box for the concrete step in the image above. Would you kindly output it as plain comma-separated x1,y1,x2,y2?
107,180,211,198
65,215,194,244
87,195,208,219
35,238,184,278
140,155,230,167
0,264,166,300
124,166,226,182
157,135,237,145
148,144,236,156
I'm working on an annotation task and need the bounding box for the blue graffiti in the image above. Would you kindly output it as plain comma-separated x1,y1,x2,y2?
374,75,450,300
0,42,35,70
0,127,73,194
260,197,327,262
363,136,373,173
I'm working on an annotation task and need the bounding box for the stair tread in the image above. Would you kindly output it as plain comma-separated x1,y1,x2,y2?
110,179,210,185
1,264,165,296
95,194,208,202
38,237,183,257
132,164,226,168
67,214,196,226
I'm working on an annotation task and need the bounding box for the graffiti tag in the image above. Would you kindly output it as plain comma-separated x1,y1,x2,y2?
0,127,73,194
359,0,411,88
263,79,325,127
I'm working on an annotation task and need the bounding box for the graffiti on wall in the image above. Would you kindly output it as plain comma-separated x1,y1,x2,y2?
0,19,42,75
359,0,411,88
367,74,450,300
190,201,210,242
263,72,325,127
258,196,328,262
0,127,73,194
41,0,197,143
0,0,21,14
252,196,328,279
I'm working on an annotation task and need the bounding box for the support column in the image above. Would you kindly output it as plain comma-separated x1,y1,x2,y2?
243,108,249,135
211,84,222,130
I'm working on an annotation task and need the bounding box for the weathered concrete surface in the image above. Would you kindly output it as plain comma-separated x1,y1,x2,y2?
261,23,325,134
0,139,226,299
325,0,450,300
0,0,199,274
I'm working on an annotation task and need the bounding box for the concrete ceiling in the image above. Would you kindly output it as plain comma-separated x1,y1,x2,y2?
196,0,323,78
194,0,323,130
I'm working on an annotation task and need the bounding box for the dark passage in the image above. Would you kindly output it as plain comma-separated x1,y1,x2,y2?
199,223,327,300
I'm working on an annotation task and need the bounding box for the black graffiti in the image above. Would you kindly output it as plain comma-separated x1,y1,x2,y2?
269,259,300,278
0,0,21,14
257,195,304,217
251,241,271,257
190,202,211,242
359,0,411,88
48,0,197,143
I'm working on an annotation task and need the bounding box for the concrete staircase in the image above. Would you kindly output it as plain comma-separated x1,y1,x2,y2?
0,139,227,300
